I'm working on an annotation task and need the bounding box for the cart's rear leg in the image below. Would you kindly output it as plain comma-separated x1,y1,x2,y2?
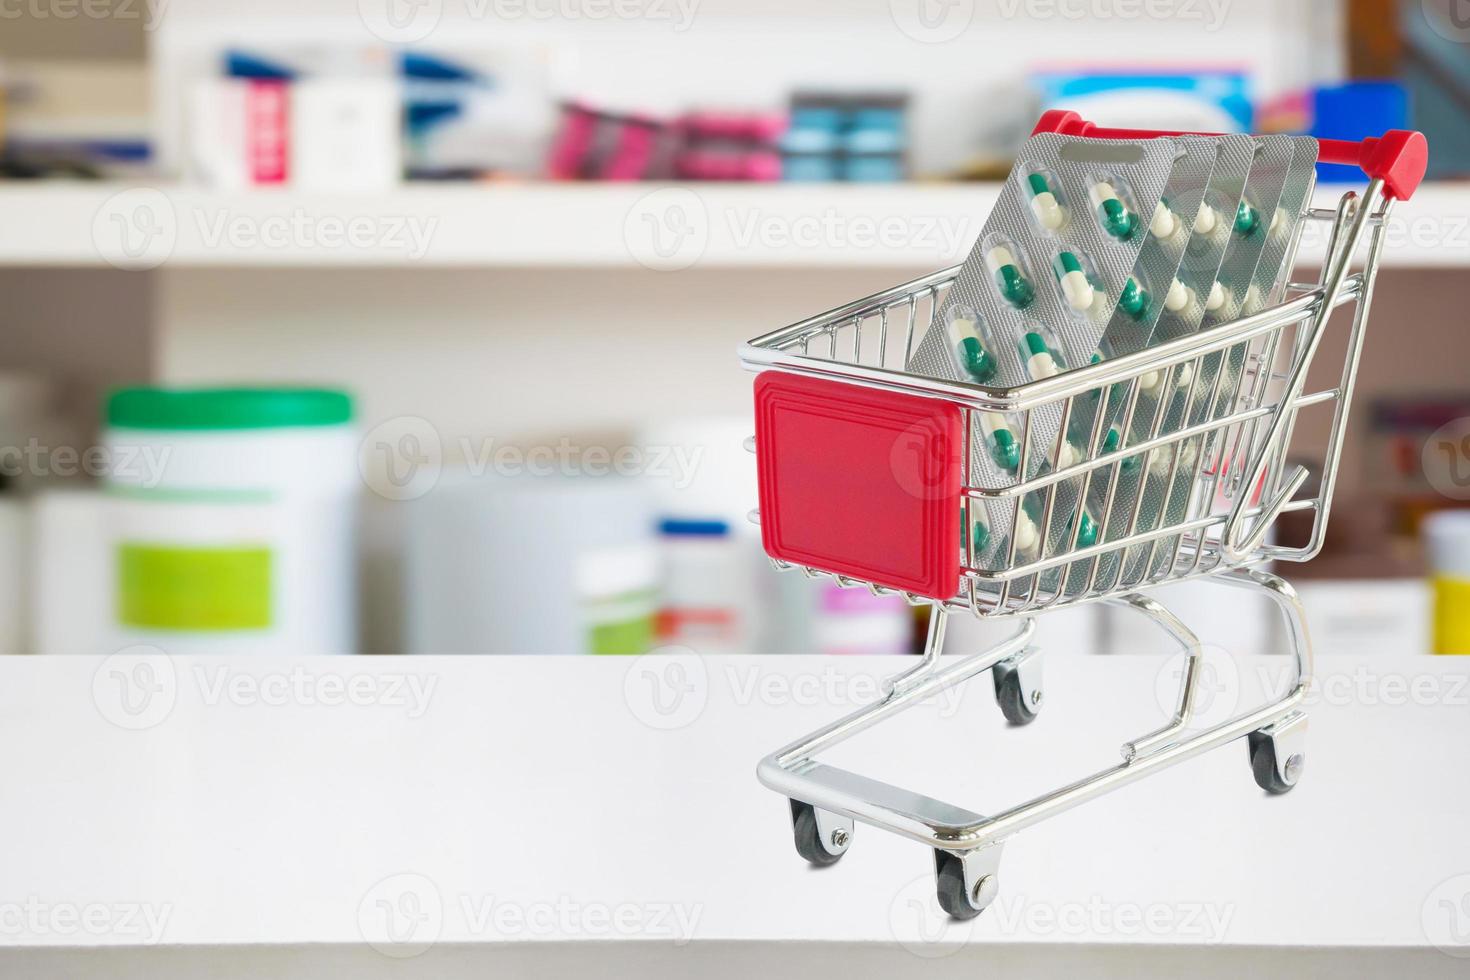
934,844,1003,920
789,799,853,866
1248,711,1307,794
992,646,1043,726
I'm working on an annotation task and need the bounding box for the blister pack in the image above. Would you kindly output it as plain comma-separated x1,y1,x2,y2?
1148,135,1321,576
905,131,1181,578
1083,133,1258,589
1123,134,1304,584
1045,139,1220,594
1242,137,1319,318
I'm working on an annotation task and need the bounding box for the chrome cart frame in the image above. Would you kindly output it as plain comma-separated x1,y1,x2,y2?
740,155,1412,919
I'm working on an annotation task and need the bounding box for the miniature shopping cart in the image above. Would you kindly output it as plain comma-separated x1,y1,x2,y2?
740,112,1427,919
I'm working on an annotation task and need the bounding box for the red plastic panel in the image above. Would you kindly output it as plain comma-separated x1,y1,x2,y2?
755,373,963,600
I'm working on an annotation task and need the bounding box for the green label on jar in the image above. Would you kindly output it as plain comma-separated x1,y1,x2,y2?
117,544,272,631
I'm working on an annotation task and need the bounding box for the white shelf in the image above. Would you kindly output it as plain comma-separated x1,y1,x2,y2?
2,180,1468,270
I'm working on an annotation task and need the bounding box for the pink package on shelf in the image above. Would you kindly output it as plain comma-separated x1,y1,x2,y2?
680,111,786,144
676,149,782,181
545,103,600,180
245,80,290,185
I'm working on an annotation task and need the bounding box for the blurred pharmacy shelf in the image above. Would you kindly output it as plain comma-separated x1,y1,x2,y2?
3,181,1469,269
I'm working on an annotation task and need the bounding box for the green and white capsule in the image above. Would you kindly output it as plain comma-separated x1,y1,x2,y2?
1089,179,1138,240
971,518,990,558
1119,277,1150,321
1205,280,1239,320
1013,506,1041,558
979,411,1020,472
1019,329,1062,381
1163,278,1195,314
1052,251,1095,312
1193,201,1220,235
1025,171,1067,231
947,314,998,383
1098,426,1140,472
1150,198,1179,239
1205,280,1229,314
1068,508,1098,548
984,240,1035,309
1234,198,1261,237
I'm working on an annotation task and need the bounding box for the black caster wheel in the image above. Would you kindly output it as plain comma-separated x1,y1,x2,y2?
934,850,994,920
790,800,848,867
992,661,1040,727
1248,730,1303,795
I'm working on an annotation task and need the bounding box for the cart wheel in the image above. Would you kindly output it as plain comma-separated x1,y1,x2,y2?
790,800,849,866
992,661,1040,727
934,850,993,920
1248,730,1303,795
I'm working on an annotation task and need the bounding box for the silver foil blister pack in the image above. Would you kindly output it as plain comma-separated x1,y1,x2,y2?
1125,134,1312,583
1087,133,1259,588
905,132,1181,579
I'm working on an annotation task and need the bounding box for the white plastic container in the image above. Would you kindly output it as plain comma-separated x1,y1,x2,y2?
102,387,358,655
406,471,659,655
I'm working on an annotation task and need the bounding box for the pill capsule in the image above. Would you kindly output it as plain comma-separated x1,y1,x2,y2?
1268,207,1285,238
1025,172,1066,231
1013,507,1041,558
1148,440,1199,478
1052,251,1095,311
1150,198,1178,239
1068,509,1098,548
972,519,991,557
1089,180,1138,240
1099,427,1141,471
1019,331,1060,381
1119,277,1150,321
985,244,1035,309
1163,278,1194,314
1053,438,1080,470
1205,281,1228,313
1234,198,1261,237
947,315,997,383
1193,203,1219,235
980,412,1020,472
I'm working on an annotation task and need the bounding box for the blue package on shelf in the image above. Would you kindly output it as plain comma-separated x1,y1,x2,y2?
782,155,840,182
1032,70,1252,134
842,155,904,182
1311,82,1408,183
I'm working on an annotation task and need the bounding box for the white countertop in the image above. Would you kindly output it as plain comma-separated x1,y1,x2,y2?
2,652,1468,978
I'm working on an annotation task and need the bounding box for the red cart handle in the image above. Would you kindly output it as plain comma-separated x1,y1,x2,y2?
1033,109,1428,202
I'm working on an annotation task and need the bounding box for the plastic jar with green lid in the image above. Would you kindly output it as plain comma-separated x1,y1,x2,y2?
103,386,357,654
